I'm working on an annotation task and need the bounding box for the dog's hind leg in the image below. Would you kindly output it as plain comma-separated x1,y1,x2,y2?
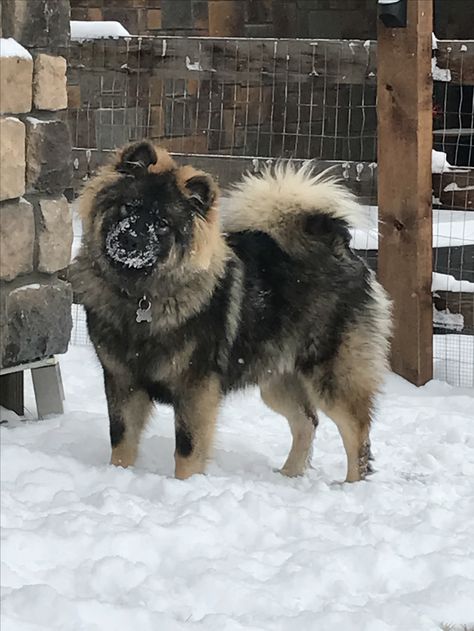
319,396,373,483
260,375,317,477
104,370,152,468
174,375,221,480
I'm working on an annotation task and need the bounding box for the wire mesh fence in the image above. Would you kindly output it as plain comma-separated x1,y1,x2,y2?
65,34,473,387
432,39,474,387
64,36,378,201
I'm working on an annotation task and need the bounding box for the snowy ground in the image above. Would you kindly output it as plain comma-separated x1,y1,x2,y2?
2,344,474,631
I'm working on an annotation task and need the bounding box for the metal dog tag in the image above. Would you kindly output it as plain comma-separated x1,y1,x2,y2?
136,296,152,323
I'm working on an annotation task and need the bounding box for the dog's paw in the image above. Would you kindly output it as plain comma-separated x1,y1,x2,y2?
277,466,306,478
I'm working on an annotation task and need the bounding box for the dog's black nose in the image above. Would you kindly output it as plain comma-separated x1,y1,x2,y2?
119,231,142,251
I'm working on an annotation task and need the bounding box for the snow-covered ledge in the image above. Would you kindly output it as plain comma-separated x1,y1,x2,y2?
70,21,131,41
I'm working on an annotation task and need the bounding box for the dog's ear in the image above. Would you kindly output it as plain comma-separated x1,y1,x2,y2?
116,140,157,176
183,174,217,215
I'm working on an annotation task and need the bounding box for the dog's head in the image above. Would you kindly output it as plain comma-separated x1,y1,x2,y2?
79,141,220,281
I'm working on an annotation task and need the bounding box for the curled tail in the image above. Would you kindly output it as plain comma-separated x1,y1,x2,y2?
222,162,364,253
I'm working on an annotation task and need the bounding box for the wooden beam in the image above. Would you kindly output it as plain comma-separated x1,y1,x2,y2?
66,37,377,86
377,0,433,386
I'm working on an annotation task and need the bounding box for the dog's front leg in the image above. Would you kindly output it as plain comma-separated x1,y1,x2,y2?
103,369,152,468
173,375,221,479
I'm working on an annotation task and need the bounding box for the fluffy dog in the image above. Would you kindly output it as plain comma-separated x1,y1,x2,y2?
73,140,391,482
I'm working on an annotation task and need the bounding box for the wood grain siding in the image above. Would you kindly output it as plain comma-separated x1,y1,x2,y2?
377,0,434,385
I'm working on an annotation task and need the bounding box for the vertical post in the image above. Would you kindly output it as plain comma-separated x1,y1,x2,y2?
0,373,24,416
31,362,64,419
377,0,433,386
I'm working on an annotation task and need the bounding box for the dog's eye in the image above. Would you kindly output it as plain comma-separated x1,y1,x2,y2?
157,220,170,236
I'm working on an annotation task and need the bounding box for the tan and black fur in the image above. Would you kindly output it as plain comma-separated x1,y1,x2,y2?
73,141,391,482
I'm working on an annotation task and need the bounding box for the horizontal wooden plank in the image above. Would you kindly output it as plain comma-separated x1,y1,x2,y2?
64,36,377,86
65,37,472,86
70,147,377,200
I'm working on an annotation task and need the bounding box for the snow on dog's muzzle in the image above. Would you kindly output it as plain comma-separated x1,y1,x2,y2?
105,214,162,270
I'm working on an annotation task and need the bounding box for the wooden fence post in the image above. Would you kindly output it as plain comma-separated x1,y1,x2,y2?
377,0,433,386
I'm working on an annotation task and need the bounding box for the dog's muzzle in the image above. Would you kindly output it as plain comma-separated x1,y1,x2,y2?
105,214,163,270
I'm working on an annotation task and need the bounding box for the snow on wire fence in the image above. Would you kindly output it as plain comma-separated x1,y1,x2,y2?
64,35,473,388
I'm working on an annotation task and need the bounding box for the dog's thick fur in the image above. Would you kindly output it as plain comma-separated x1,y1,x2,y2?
73,141,391,482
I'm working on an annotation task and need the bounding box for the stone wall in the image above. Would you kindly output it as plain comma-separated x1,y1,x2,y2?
69,0,474,40
0,0,73,371
70,0,208,37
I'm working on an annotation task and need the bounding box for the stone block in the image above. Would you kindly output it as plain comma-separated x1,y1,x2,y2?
149,77,164,105
161,0,193,29
246,0,273,23
67,84,81,110
2,0,70,50
0,117,25,201
0,38,33,114
0,197,34,281
245,24,274,37
101,7,138,34
192,1,209,27
149,105,165,139
88,8,103,21
70,7,87,21
33,54,67,111
147,9,162,30
161,134,208,154
36,196,73,273
208,0,245,36
26,117,72,194
0,280,72,368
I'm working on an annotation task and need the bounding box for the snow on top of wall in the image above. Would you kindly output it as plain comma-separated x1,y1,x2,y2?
70,21,131,41
433,272,474,294
0,38,32,60
26,116,56,128
11,284,42,293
